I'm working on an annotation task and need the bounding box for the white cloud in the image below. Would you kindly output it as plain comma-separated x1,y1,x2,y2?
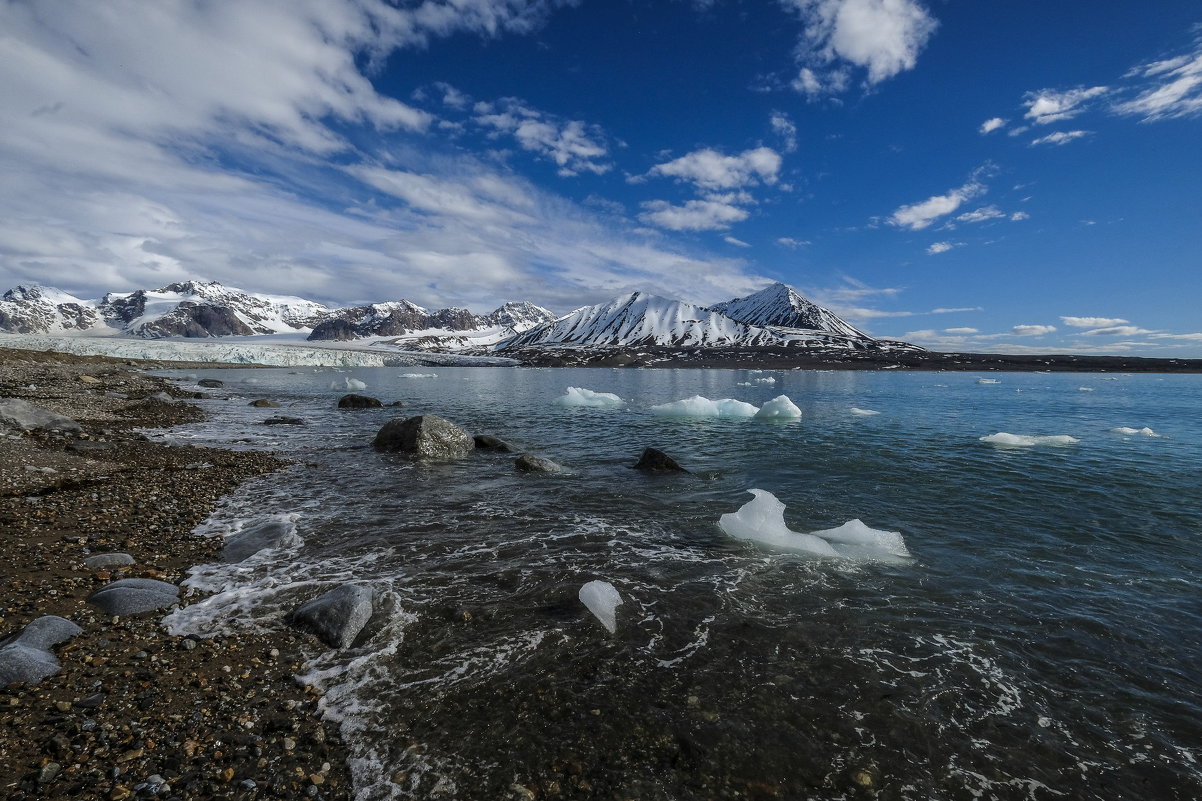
770,111,799,152
979,117,1006,134
1082,325,1154,336
1150,332,1202,341
474,98,611,176
932,306,982,313
1113,36,1202,121
945,327,978,334
1010,211,1030,221
433,81,471,110
783,0,939,97
724,235,751,247
638,199,750,231
926,241,961,254
888,178,986,230
1012,324,1056,336
1023,86,1109,124
646,147,782,191
1030,130,1091,146
956,206,1006,223
777,237,812,248
1061,316,1129,328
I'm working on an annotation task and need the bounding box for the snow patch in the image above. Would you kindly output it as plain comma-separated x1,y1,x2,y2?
554,387,625,408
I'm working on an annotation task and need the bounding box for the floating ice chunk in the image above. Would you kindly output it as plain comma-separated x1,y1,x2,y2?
650,395,759,418
980,433,1080,447
555,386,625,408
400,373,437,378
578,580,623,634
977,378,1000,384
1078,387,1094,392
1110,426,1161,437
719,490,909,561
345,377,367,390
850,407,880,416
753,377,776,384
754,395,802,419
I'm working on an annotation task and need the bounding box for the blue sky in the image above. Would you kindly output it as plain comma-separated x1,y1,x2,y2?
1,0,1200,355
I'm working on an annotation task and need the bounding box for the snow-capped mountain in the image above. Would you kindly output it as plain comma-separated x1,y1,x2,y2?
0,285,105,334
708,282,870,339
307,299,555,343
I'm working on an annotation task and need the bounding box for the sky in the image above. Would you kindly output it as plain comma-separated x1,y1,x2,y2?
1,0,1200,356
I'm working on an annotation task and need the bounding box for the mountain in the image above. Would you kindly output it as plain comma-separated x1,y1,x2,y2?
709,282,870,339
307,299,555,343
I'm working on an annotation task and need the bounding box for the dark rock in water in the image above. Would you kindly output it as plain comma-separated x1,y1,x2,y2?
248,399,281,408
84,553,136,569
514,454,564,473
0,615,83,686
387,400,406,407
198,378,225,388
0,398,82,432
221,519,297,563
372,415,472,459
263,416,305,426
474,434,515,452
633,447,690,474
338,393,382,409
87,578,180,616
287,585,373,649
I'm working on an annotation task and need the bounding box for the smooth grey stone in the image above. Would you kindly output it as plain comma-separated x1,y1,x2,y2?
371,415,472,459
287,585,373,650
84,553,136,569
474,434,515,452
0,398,81,432
514,454,564,473
338,393,382,409
87,578,179,616
1,615,83,650
221,519,297,563
146,392,175,403
197,379,225,388
0,615,82,686
248,399,281,408
632,447,690,474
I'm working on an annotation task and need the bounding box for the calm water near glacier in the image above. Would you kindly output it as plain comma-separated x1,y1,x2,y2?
152,366,1202,801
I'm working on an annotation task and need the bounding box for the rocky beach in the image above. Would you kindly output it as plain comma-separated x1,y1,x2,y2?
0,348,351,800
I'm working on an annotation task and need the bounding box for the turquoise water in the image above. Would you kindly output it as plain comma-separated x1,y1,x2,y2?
156,367,1202,801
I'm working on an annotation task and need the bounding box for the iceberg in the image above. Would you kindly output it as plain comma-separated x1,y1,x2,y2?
578,580,623,633
555,387,625,408
754,395,802,419
1110,426,1161,437
980,433,1080,447
718,489,909,560
850,407,880,416
650,395,759,418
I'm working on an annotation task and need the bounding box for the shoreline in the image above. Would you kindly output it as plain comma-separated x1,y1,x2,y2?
0,348,351,800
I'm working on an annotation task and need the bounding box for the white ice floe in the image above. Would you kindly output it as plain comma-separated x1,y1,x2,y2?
578,580,623,633
399,373,437,378
1110,426,1161,437
977,378,1000,384
554,386,625,408
736,377,778,386
979,433,1080,447
1078,387,1094,392
650,395,759,418
850,407,880,416
345,377,367,390
754,395,802,419
718,489,909,561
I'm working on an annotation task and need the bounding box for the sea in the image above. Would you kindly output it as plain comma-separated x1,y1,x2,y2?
150,366,1202,801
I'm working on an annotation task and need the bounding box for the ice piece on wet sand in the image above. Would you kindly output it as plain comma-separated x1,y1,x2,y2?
980,433,1079,447
555,387,625,407
579,580,623,634
650,395,759,418
754,395,802,419
850,407,880,416
718,490,838,557
1110,426,1161,437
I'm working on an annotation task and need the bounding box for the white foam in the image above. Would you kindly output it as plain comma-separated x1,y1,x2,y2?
850,407,880,416
650,395,759,418
980,433,1080,447
1110,426,1161,437
717,489,910,561
578,580,623,633
554,386,625,408
754,395,802,419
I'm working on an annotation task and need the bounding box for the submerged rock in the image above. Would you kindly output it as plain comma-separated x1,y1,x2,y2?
197,378,225,388
372,415,472,459
632,447,689,474
0,615,83,686
287,585,373,649
0,398,82,432
263,416,305,426
338,393,383,409
474,434,516,452
221,519,297,563
87,578,180,616
84,553,136,569
514,454,564,473
248,399,281,408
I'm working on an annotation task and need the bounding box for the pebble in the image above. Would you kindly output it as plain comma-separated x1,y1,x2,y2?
38,761,62,783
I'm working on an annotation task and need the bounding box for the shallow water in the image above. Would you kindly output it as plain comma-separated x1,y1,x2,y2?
153,367,1202,800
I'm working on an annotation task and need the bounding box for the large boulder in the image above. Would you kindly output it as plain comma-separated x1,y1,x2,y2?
0,615,83,686
632,447,690,474
372,415,472,459
338,394,383,409
0,399,82,432
287,585,373,649
514,454,564,473
221,519,298,563
87,578,180,616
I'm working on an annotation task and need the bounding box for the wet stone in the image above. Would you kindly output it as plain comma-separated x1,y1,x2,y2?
87,578,180,616
221,519,297,563
84,552,136,569
514,454,564,473
287,584,373,650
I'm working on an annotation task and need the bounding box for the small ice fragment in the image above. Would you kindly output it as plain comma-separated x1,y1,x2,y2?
718,490,838,557
1110,426,1160,437
1078,387,1094,392
809,519,910,559
753,377,776,385
980,433,1080,447
399,373,437,378
650,396,759,418
850,407,880,416
754,395,802,419
977,378,1000,384
555,387,624,408
578,580,623,634
345,377,367,390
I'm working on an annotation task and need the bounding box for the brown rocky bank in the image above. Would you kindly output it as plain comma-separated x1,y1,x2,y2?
0,348,351,800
